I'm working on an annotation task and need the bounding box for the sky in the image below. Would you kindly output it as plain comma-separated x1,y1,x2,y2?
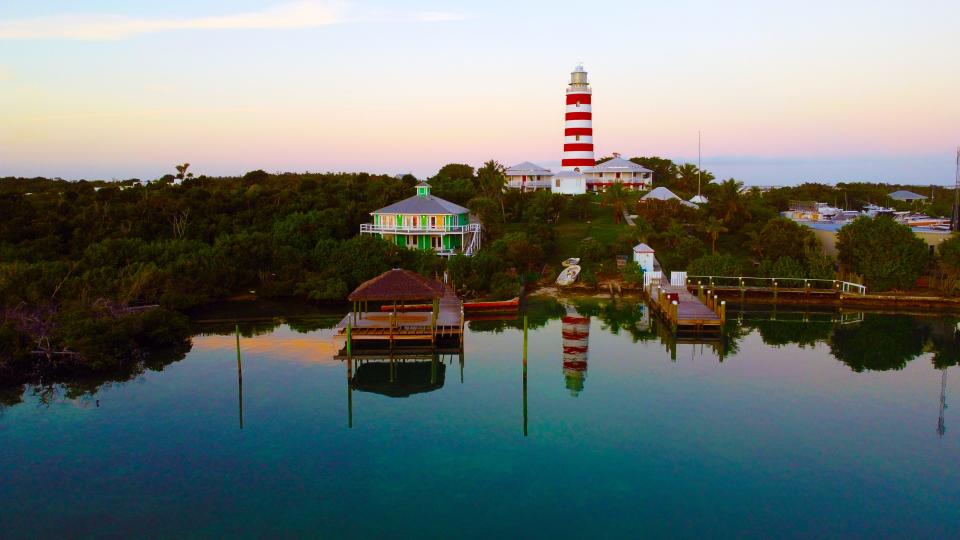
1,0,958,185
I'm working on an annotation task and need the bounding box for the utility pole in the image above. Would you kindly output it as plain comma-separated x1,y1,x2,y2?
953,148,960,231
697,130,702,199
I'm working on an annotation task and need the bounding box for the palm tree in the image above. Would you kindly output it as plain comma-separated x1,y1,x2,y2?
675,163,699,192
477,160,507,219
675,163,716,194
602,182,630,224
174,163,193,181
714,178,748,225
701,216,728,253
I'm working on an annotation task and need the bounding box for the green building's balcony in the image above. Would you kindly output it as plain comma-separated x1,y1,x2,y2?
360,223,480,235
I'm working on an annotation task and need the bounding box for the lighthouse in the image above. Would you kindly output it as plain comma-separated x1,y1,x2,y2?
561,64,595,170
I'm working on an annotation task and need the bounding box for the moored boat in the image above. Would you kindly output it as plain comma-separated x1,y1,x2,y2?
556,265,581,286
380,297,519,313
562,257,581,267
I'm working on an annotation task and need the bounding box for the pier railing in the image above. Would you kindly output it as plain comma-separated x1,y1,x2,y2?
686,276,867,295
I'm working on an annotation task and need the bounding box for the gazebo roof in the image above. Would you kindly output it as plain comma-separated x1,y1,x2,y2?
347,269,444,302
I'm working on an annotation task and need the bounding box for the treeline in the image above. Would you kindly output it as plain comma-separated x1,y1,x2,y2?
0,170,444,381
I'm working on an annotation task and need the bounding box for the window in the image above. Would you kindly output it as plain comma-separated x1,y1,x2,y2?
616,172,621,179
575,135,580,141
598,172,603,179
407,235,417,248
555,179,561,188
576,101,581,107
431,236,442,249
412,216,418,228
430,216,437,228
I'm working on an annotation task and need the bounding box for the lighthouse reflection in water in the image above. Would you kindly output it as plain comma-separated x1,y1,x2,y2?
561,306,590,395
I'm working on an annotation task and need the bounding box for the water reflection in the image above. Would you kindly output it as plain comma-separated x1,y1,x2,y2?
561,306,590,396
3,299,959,438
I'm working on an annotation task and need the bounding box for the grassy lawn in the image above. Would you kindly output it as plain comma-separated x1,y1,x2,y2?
552,202,630,262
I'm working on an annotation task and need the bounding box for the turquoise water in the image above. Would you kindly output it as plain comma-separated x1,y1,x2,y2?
1,301,959,538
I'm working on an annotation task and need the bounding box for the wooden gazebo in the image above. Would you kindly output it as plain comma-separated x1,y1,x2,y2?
337,269,461,349
347,268,444,321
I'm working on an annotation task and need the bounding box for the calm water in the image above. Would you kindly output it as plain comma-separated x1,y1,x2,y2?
1,300,959,539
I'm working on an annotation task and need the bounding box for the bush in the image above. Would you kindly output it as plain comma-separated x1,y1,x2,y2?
938,234,960,294
580,269,598,288
837,216,930,291
687,254,747,277
489,272,520,299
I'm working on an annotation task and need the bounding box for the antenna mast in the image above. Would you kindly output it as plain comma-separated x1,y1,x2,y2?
953,148,960,231
697,130,702,198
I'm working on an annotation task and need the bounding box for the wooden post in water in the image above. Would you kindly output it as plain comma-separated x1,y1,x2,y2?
523,315,528,437
346,322,353,428
346,322,352,357
347,357,353,429
235,324,243,431
720,301,726,324
671,300,679,333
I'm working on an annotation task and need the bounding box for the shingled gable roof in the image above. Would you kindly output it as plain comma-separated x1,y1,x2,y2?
347,269,445,302
592,156,652,173
888,190,928,201
505,161,552,174
372,194,469,215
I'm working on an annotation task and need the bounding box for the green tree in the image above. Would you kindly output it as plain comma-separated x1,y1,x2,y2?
937,234,960,294
602,182,630,224
701,216,728,254
754,218,819,262
837,216,929,291
477,160,507,219
687,254,746,277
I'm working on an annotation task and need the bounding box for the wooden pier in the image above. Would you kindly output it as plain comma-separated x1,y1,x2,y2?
334,269,464,349
645,282,724,336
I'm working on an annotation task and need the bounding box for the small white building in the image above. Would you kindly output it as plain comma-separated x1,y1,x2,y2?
584,154,653,192
505,161,553,191
552,169,587,195
633,243,656,273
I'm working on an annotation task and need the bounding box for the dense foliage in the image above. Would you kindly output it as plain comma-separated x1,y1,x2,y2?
836,216,930,291
3,158,955,381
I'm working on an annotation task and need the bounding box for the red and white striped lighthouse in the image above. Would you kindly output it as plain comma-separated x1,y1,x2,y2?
562,63,595,170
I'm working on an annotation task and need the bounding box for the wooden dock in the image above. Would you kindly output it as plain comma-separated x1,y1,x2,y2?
334,285,464,346
645,283,724,336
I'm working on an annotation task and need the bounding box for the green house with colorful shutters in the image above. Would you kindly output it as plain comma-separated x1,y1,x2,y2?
360,182,482,257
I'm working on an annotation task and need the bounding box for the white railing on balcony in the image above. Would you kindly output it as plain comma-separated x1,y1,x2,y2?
506,179,552,190
360,223,480,235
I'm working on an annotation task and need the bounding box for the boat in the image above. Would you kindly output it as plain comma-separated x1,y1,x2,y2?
556,265,581,286
463,298,519,312
562,257,580,267
379,297,519,313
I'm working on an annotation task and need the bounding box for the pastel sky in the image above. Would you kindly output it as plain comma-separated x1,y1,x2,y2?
1,0,958,185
